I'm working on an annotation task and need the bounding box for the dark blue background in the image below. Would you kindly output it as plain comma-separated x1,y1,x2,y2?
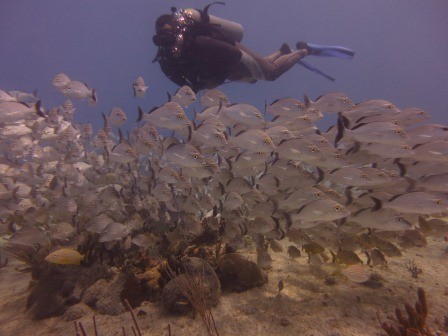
1,0,447,131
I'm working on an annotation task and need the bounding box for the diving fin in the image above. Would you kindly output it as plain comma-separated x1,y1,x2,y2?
297,41,355,59
297,60,335,82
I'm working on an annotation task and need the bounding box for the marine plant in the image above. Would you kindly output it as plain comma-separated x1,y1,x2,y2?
405,259,423,279
73,300,142,336
163,260,220,336
0,251,8,268
377,287,434,336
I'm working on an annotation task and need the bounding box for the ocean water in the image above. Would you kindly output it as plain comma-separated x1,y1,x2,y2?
1,0,448,130
1,1,448,336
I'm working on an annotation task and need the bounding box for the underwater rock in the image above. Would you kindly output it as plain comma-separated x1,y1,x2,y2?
63,302,91,321
217,253,267,291
26,272,66,319
161,257,221,314
26,263,108,319
82,265,149,314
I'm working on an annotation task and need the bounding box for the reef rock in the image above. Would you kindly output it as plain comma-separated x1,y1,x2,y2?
26,263,108,319
82,266,151,315
217,253,267,291
161,257,221,314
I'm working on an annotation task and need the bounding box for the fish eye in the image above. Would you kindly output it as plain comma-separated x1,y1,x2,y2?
310,147,317,152
333,205,341,211
255,114,261,119
335,154,341,159
342,98,349,103
386,104,393,109
263,139,269,144
436,199,443,205
360,174,367,179
283,131,288,136
395,217,402,222
395,130,403,135
315,192,321,198
177,114,182,119
215,134,220,138
192,154,198,159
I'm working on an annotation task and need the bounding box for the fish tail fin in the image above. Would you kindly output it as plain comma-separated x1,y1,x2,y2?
35,99,46,118
297,41,355,59
335,114,349,146
89,89,97,106
303,94,312,108
101,112,108,127
137,106,144,122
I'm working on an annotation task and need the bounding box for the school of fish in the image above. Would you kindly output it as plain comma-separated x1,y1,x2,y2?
1,73,447,274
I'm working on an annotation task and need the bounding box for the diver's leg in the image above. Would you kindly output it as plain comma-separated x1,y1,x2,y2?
264,43,293,63
270,49,309,80
236,43,308,81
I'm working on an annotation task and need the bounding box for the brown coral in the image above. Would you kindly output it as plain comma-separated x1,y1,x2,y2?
378,287,434,336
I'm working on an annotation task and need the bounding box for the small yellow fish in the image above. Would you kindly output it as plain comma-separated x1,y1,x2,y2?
44,248,84,265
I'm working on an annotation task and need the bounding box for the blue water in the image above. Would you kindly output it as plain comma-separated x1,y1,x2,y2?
1,0,447,131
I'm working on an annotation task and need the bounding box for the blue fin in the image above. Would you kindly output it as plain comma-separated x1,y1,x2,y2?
297,60,335,82
297,41,355,59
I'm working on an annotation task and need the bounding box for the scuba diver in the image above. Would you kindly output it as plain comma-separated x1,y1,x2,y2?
152,2,355,93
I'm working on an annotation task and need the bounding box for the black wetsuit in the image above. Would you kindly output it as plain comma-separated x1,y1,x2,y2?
153,10,242,93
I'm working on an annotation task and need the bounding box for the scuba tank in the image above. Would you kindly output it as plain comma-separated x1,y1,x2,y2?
183,5,244,43
153,3,244,59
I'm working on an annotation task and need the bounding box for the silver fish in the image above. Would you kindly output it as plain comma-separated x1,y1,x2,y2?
229,129,275,153
222,191,244,210
200,89,230,108
407,124,448,145
51,73,71,89
138,102,189,130
162,143,205,168
106,107,127,127
132,233,156,248
170,85,196,107
287,199,351,226
99,222,130,242
412,140,448,162
59,80,97,105
304,92,353,114
0,89,16,102
151,181,172,202
191,123,228,147
342,99,400,121
276,138,322,162
265,126,295,145
326,166,374,188
133,76,148,98
0,101,41,123
381,191,448,214
107,143,137,164
338,121,410,145
349,208,412,231
220,103,265,127
266,97,306,117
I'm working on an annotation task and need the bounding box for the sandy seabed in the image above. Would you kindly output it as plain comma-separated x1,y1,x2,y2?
1,237,447,336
